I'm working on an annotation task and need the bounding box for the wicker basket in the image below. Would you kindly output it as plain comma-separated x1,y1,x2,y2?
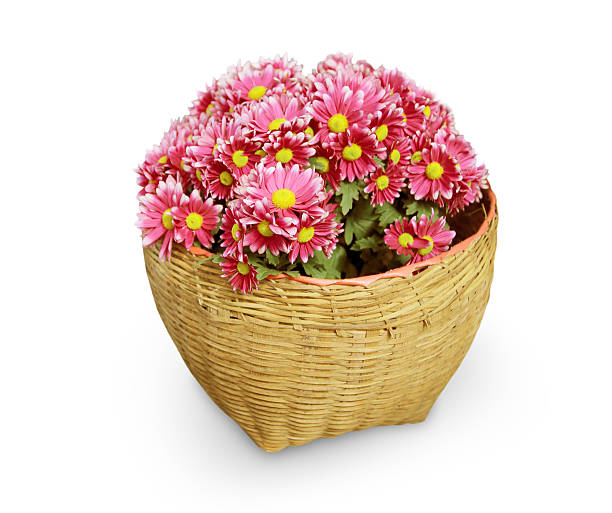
144,189,497,452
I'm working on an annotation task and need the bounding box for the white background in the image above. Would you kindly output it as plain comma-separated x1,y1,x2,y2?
1,1,611,511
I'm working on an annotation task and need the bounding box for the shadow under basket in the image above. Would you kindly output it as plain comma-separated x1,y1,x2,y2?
144,189,498,452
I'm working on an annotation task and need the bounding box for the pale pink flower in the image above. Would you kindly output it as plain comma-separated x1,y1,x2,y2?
173,190,222,249
136,176,187,260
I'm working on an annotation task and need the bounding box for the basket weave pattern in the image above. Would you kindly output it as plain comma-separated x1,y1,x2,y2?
144,203,497,452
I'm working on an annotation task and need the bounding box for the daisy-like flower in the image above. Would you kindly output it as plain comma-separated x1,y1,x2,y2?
422,102,454,138
336,69,387,116
261,129,315,168
447,164,489,215
238,162,327,217
217,134,261,177
407,143,461,201
383,217,428,257
257,55,305,94
369,104,406,149
173,190,222,250
409,212,456,263
220,256,259,294
288,212,340,263
309,76,366,142
309,146,343,191
386,136,412,170
242,93,308,137
220,207,245,258
241,199,293,255
206,160,237,200
187,117,241,168
189,82,217,117
434,130,476,171
136,176,187,260
364,165,408,205
316,53,355,74
231,64,275,102
328,126,386,182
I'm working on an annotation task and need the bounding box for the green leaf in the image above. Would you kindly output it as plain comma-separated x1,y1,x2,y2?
372,155,386,170
336,181,361,215
308,156,327,171
403,196,442,220
344,199,376,245
351,234,381,251
374,201,403,226
301,247,348,280
264,249,280,267
283,270,301,277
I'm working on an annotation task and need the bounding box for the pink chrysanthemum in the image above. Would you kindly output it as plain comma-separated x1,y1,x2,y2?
434,130,476,170
241,198,294,255
407,143,461,201
447,164,489,215
309,146,343,191
288,212,341,263
220,256,259,294
257,55,304,94
364,165,408,205
231,64,275,103
217,135,261,177
409,212,456,263
386,137,412,170
242,93,308,137
328,126,386,182
173,190,222,249
369,104,407,149
383,217,428,257
189,82,217,117
136,176,187,261
310,76,366,142
206,160,237,200
261,130,315,168
238,162,327,217
219,207,245,258
187,117,241,169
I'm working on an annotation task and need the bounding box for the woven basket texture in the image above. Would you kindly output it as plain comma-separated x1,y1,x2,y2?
144,192,498,452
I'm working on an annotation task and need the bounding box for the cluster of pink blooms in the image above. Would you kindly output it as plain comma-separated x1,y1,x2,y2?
136,54,488,293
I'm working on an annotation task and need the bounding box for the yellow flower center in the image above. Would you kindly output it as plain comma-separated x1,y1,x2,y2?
328,113,349,133
275,148,293,163
425,161,444,180
315,156,329,173
162,208,174,230
219,171,233,186
158,155,168,165
398,233,414,248
297,226,315,243
232,150,248,168
205,104,213,115
423,105,431,117
236,262,251,275
271,188,296,209
411,151,422,164
305,126,314,138
231,223,241,241
268,118,287,130
195,169,203,181
375,124,388,142
418,235,434,255
255,149,266,157
257,220,274,237
389,149,400,164
185,212,204,230
342,144,362,161
248,85,267,100
376,175,390,190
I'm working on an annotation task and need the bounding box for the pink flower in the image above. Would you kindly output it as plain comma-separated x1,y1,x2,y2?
187,117,241,168
173,190,222,249
206,160,237,200
434,129,476,170
407,143,461,201
242,93,308,137
189,83,216,117
386,136,412,169
257,55,304,93
231,64,275,103
383,218,428,257
241,198,293,255
328,126,386,182
364,166,408,205
217,134,261,177
309,146,342,191
136,176,187,260
261,129,315,168
220,207,245,258
220,256,259,294
447,164,489,215
288,211,342,263
369,104,407,149
238,162,327,217
409,212,456,263
310,75,366,142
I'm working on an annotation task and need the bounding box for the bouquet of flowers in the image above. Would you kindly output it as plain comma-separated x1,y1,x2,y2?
136,53,489,293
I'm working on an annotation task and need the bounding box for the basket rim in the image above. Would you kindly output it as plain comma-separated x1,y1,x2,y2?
189,187,497,287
